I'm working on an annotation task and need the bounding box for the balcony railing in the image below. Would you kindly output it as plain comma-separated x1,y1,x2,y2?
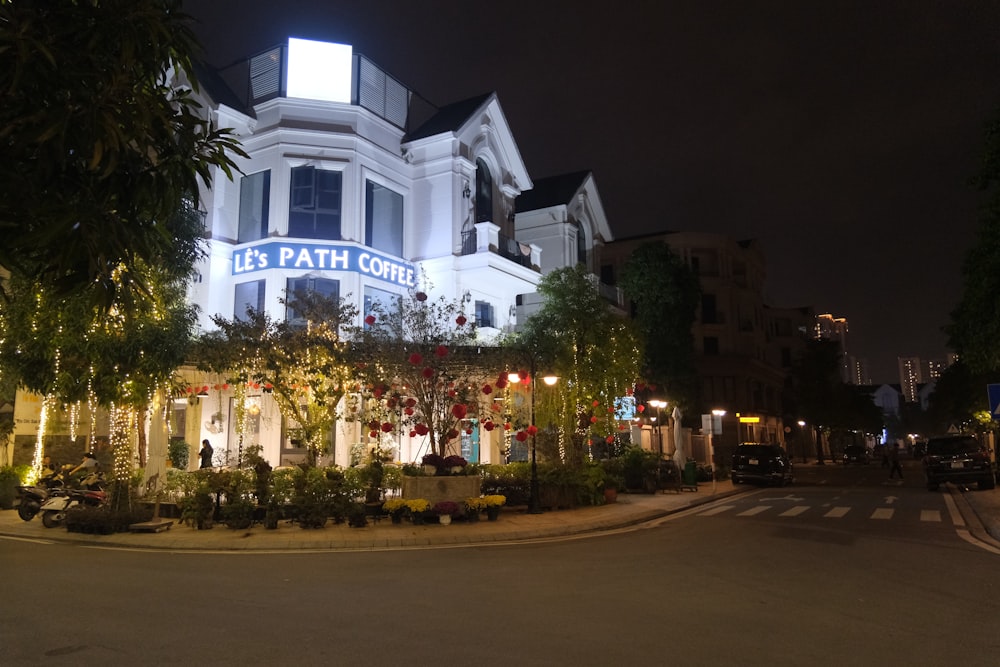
459,222,539,272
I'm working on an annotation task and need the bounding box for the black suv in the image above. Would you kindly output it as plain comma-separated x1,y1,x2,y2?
923,435,996,491
731,444,793,486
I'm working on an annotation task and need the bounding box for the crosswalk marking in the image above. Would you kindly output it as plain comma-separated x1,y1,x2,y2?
699,505,735,516
736,506,772,516
696,503,950,525
779,506,809,517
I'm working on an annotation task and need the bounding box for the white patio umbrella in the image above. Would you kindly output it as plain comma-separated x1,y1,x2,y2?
672,405,685,471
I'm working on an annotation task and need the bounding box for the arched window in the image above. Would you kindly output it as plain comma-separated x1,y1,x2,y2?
475,158,493,223
575,221,588,266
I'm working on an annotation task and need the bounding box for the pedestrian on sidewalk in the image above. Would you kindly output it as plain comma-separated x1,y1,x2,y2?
888,443,903,479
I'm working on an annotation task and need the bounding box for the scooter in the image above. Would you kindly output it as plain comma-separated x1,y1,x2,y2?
39,487,108,528
15,468,70,522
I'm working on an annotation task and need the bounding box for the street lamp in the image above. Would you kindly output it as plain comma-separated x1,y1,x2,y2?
508,363,558,515
648,399,667,456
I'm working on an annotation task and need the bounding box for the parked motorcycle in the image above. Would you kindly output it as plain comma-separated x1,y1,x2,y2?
39,487,108,528
16,467,105,522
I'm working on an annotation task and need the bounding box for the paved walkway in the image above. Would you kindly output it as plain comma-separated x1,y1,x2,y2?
2,479,998,552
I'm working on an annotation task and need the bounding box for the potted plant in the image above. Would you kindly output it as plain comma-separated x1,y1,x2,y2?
404,498,430,524
382,497,408,524
432,500,460,525
421,453,445,476
482,494,506,521
167,440,190,470
0,465,26,510
180,485,215,530
464,496,485,521
443,455,468,475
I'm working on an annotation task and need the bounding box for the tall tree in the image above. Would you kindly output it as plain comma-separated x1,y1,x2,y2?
948,108,1000,372
519,265,642,462
617,241,701,413
193,291,358,467
0,0,246,312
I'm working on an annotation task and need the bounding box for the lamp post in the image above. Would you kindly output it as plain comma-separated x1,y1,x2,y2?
648,399,667,457
509,361,558,515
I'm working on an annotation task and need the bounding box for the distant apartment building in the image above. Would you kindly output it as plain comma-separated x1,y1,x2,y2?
898,356,925,403
601,231,795,449
815,313,860,384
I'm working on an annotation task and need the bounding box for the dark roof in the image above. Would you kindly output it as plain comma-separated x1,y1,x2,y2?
193,62,256,118
515,171,592,212
404,93,493,142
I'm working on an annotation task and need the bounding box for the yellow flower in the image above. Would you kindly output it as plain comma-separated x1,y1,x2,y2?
483,495,506,508
404,498,430,513
383,498,407,513
464,497,485,511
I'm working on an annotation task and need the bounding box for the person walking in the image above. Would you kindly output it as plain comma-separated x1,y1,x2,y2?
199,439,214,469
888,442,903,479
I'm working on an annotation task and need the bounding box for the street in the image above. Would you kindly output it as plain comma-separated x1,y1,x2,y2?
1,460,998,666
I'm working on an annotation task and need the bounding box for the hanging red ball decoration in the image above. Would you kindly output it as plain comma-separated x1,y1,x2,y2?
415,291,428,301
422,367,435,379
456,315,467,326
482,384,493,395
526,425,538,436
364,314,376,325
515,431,528,442
435,345,448,357
606,435,615,444
484,421,495,431
381,422,394,433
590,416,598,423
408,353,423,365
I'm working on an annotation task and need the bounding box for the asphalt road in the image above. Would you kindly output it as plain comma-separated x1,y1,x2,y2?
1,461,997,666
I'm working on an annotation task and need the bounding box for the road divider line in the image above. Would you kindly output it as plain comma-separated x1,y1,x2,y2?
920,510,941,522
779,506,809,517
824,507,850,518
870,508,894,520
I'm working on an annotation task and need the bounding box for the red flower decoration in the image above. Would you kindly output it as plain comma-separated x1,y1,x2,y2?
606,435,614,444
435,345,448,357
264,383,273,390
515,431,528,442
405,398,417,407
213,384,220,391
504,422,512,431
466,428,473,435
484,421,495,431
526,425,538,436
368,420,379,431
369,431,377,438
409,431,417,438
637,405,645,413
447,428,460,439
496,376,508,389
592,400,599,407
451,404,468,419
415,423,429,436
456,315,467,326
482,384,493,395
422,367,435,379
415,292,428,301
408,353,423,365
364,314,376,325
223,383,229,390
381,422,394,433
590,416,598,423
404,407,414,416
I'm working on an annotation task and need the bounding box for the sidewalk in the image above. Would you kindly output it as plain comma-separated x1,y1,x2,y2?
2,479,998,552
0,482,745,552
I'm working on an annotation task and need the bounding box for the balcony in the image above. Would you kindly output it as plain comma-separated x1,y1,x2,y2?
460,222,539,272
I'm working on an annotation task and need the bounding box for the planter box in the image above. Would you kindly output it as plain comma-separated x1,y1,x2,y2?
402,476,481,506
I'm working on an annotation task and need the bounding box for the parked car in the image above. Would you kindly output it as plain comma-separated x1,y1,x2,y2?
923,435,995,491
731,443,793,486
842,445,871,465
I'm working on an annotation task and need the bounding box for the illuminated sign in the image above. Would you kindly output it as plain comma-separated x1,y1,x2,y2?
286,38,353,104
232,242,416,287
738,416,760,424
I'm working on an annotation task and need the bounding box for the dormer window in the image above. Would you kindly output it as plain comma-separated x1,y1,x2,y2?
475,158,493,223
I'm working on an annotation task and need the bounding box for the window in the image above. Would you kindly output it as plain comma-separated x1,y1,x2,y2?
285,277,340,324
364,286,401,329
475,301,495,328
703,336,719,355
289,166,342,240
365,180,403,256
238,170,270,243
475,158,493,223
234,280,265,321
701,294,718,324
575,221,587,266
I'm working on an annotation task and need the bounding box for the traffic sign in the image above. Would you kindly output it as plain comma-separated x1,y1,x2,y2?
988,384,1000,420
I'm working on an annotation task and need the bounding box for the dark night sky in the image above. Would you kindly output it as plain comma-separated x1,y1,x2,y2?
183,0,1000,383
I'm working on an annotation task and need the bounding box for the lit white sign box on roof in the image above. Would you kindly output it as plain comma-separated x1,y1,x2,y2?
286,37,353,103
233,242,416,287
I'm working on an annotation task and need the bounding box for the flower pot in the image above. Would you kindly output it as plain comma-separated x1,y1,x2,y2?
422,465,438,476
391,513,403,525
604,488,618,504
412,513,425,526
439,514,452,526
486,506,500,521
